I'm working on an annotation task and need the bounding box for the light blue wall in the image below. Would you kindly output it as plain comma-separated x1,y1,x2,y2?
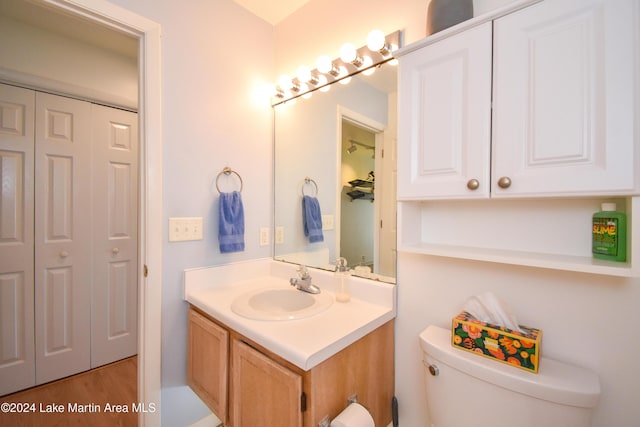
106,0,274,424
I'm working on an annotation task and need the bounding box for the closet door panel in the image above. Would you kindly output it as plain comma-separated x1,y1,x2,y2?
91,104,138,367
34,92,91,384
0,84,35,396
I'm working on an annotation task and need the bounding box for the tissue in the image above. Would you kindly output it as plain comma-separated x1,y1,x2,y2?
330,402,374,427
462,292,523,332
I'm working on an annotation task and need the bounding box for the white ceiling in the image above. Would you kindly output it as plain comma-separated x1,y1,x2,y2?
232,0,310,25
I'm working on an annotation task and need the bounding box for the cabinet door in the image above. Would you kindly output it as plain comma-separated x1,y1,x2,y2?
187,308,229,423
398,22,492,200
0,84,36,395
492,0,639,197
230,338,302,427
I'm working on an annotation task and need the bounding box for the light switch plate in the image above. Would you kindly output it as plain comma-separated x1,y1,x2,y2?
275,226,284,244
259,227,270,246
169,217,203,242
321,214,334,230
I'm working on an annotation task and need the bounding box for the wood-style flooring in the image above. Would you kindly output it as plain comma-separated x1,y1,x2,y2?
0,356,137,427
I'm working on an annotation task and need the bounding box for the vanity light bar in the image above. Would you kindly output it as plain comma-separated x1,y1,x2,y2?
272,30,402,105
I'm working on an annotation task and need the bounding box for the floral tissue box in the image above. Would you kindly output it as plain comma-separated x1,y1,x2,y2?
452,311,542,373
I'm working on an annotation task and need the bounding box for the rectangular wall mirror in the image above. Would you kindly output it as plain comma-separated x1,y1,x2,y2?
273,64,397,283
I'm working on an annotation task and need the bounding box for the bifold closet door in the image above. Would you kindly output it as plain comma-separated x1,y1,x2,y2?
0,84,36,396
91,104,138,368
34,92,92,384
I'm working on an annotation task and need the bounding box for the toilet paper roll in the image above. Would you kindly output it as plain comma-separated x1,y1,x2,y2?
330,402,375,427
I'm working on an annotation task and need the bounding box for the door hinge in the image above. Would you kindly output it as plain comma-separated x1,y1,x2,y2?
301,391,307,412
143,264,148,278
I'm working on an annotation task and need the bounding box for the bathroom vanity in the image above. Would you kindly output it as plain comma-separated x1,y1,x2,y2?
184,259,396,426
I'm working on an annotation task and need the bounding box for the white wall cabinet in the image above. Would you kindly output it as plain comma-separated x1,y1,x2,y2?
396,0,639,277
491,0,639,198
0,83,138,396
398,22,493,199
399,0,639,200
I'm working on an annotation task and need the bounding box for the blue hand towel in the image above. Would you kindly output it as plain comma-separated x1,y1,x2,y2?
302,195,324,243
219,191,245,253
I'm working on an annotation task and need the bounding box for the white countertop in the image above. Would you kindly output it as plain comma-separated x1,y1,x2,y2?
184,258,396,371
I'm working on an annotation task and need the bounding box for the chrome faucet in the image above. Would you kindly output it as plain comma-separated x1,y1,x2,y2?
290,265,321,294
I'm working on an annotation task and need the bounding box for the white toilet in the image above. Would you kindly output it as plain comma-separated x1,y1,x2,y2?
419,325,600,427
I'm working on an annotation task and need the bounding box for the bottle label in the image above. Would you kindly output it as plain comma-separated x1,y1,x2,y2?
592,217,618,256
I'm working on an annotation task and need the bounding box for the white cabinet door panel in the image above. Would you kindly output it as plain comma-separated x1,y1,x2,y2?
492,0,639,197
398,22,492,200
34,92,91,384
0,84,35,396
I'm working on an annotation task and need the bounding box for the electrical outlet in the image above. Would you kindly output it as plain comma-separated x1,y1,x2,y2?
321,214,334,230
259,227,270,246
169,217,203,242
275,226,284,244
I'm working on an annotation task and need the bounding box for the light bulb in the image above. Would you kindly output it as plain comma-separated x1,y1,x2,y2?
367,29,386,51
319,74,331,92
297,66,312,83
361,56,375,76
336,66,350,84
278,74,293,90
316,55,333,74
316,74,328,87
262,83,276,97
339,43,357,63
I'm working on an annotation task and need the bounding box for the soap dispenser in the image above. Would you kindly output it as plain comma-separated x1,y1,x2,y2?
335,257,351,302
592,202,627,262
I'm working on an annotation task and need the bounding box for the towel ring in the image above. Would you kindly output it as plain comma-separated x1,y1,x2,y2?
216,167,243,193
302,177,318,196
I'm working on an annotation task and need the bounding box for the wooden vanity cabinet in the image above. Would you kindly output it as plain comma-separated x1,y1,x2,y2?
231,338,303,427
187,305,394,427
187,308,229,424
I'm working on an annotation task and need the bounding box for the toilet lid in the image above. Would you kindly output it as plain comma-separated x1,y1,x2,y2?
419,325,600,408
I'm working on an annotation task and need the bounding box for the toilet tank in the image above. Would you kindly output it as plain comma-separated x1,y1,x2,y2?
419,325,600,427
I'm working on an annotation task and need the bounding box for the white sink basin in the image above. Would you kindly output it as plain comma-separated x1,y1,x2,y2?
231,287,334,321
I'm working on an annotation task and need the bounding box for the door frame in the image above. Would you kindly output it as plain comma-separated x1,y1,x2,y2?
336,106,385,270
40,1,163,425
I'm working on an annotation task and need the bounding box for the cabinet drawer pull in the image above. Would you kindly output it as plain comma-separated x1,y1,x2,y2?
466,179,480,190
59,250,69,258
497,176,512,189
112,247,120,255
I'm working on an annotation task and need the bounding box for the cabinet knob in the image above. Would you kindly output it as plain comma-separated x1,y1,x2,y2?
497,176,512,189
466,179,480,190
59,250,69,258
112,247,120,255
